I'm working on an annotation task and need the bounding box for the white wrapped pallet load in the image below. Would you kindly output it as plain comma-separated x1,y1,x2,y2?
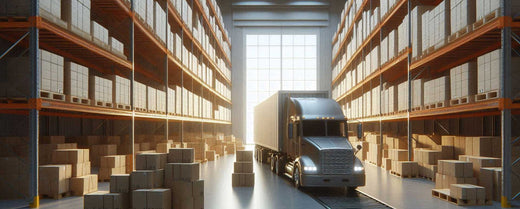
109,37,125,58
397,81,408,112
435,76,450,107
188,91,193,116
89,76,113,107
388,85,397,113
372,86,380,115
381,36,388,65
182,87,188,116
156,89,166,113
146,0,154,29
91,21,109,48
134,81,147,111
429,1,450,50
397,15,408,53
135,0,146,21
147,86,157,112
111,75,130,108
411,5,433,59
477,49,520,100
167,87,175,114
388,29,397,59
175,33,182,60
63,0,92,40
421,10,431,52
412,79,423,109
155,1,166,43
167,24,174,54
176,86,182,115
65,61,89,103
450,61,477,104
450,0,475,36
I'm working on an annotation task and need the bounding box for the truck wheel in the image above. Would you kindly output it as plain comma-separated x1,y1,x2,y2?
270,156,276,172
293,165,301,189
274,156,281,175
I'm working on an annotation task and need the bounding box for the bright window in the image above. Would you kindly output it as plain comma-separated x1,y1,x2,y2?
246,34,317,144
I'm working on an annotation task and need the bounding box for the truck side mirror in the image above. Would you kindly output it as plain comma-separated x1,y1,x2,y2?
288,123,293,138
357,123,363,139
356,145,362,150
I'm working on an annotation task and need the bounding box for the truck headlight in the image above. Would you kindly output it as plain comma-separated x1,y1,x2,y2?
304,166,317,172
354,166,364,172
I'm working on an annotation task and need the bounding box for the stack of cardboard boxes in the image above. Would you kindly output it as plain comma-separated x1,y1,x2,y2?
435,160,477,190
166,148,204,208
365,133,381,166
232,150,254,187
0,137,29,199
50,148,98,196
99,155,127,181
414,149,441,180
389,150,418,178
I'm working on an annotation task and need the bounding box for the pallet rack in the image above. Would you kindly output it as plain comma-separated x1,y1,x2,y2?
331,0,519,205
0,0,231,206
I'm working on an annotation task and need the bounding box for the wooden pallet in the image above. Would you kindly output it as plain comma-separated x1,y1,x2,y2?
424,103,436,110
432,189,487,206
475,90,498,102
473,9,500,31
92,100,113,108
115,103,131,110
41,191,70,200
448,25,472,42
419,175,435,181
390,171,417,178
40,9,67,29
411,107,422,111
40,90,65,101
134,107,147,112
435,101,449,108
450,96,474,106
66,95,90,105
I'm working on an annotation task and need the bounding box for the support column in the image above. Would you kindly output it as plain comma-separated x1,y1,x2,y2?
406,0,412,161
29,0,40,207
500,0,512,207
130,0,135,171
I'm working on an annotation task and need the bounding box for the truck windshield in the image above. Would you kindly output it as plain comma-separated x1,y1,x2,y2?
302,120,345,137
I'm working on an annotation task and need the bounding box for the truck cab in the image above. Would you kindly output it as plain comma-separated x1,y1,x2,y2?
284,98,365,188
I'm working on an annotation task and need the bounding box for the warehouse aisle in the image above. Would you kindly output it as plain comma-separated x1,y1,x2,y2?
201,154,325,209
358,163,515,209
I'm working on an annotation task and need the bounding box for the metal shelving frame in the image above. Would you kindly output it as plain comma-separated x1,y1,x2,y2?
0,0,232,206
331,0,519,206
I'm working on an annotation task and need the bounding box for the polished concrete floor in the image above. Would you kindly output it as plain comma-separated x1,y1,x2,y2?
2,155,519,209
358,162,520,209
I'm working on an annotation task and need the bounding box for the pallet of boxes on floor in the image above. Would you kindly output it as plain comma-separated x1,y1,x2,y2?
232,150,255,187
84,148,204,209
432,136,520,205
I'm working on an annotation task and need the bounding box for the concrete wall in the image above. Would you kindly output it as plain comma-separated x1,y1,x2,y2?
219,0,344,142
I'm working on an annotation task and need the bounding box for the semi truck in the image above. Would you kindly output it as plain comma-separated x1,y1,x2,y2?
254,91,365,188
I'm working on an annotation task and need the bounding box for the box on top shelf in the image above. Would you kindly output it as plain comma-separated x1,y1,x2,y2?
154,1,167,43
62,0,92,40
450,61,477,102
89,75,113,106
477,49,520,100
134,81,147,111
156,89,166,113
110,75,131,108
91,21,109,48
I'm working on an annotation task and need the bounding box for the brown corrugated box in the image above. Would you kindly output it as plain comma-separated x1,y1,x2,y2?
39,165,70,197
438,160,473,178
84,191,129,209
100,155,126,168
135,153,167,170
236,150,253,162
70,174,98,195
99,167,125,181
165,163,200,186
232,173,255,187
40,136,66,144
132,189,171,209
206,150,216,161
130,169,163,190
391,161,418,176
450,184,485,201
70,161,91,177
39,143,77,164
52,149,89,164
90,144,117,167
389,149,407,161
234,162,253,173
110,174,130,193
382,158,391,171
435,173,477,189
459,155,500,180
167,148,195,163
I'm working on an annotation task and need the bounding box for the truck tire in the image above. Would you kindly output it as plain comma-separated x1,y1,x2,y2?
293,164,301,189
270,155,276,172
274,156,281,175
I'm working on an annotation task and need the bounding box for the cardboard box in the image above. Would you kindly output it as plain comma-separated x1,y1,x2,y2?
52,149,89,164
472,136,501,158
39,143,78,164
130,170,155,190
389,149,408,161
136,153,167,170
450,184,485,201
99,167,125,181
435,173,477,189
70,174,98,195
100,155,126,168
392,161,418,177
156,143,171,153
463,156,500,180
236,150,253,162
83,191,106,209
132,189,172,209
232,173,255,187
103,192,129,209
70,161,91,177
110,174,130,193
38,165,70,197
438,160,473,177
91,144,117,166
167,148,195,163
382,158,392,171
165,163,200,186
234,162,253,173
480,167,501,201
206,150,216,161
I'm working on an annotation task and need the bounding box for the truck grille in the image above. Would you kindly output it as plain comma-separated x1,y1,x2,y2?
321,149,353,174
